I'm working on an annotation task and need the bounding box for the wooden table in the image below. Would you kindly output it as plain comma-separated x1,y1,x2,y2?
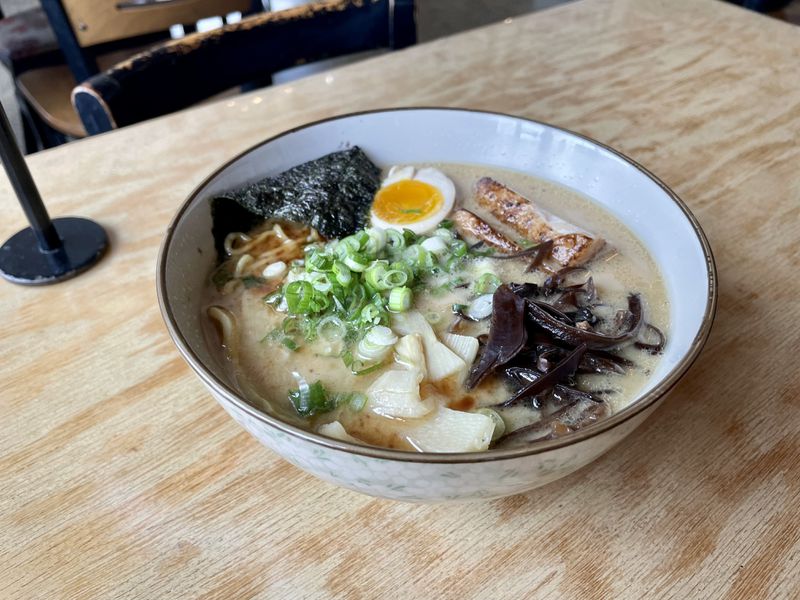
2,0,799,597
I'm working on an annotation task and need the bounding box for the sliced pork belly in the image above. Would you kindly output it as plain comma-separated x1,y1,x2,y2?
451,208,522,253
474,177,605,266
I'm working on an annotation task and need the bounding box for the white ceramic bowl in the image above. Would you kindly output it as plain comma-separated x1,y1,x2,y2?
157,108,716,502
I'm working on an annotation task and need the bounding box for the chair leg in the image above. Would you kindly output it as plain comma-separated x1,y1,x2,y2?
15,94,43,154
16,92,67,153
390,0,417,49
21,115,40,154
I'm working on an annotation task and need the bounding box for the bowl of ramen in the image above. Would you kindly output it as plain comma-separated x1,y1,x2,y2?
157,108,716,502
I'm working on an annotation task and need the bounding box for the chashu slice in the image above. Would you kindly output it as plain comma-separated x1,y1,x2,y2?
475,177,605,266
452,208,522,254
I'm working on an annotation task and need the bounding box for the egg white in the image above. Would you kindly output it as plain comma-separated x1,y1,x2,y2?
370,166,456,234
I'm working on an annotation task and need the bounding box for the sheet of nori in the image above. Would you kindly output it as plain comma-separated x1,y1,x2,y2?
211,146,380,259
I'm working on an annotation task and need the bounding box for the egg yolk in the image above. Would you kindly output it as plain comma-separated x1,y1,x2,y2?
372,180,443,225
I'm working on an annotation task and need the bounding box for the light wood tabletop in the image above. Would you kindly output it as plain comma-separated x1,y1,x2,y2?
2,0,799,597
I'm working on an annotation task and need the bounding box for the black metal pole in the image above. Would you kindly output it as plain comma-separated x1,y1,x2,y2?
0,104,62,251
0,102,108,286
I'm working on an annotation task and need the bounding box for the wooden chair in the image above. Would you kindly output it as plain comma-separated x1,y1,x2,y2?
0,6,64,151
0,7,61,76
16,0,255,147
72,0,416,135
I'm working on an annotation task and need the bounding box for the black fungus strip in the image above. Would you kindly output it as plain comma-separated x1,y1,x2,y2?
585,349,635,367
536,348,563,373
504,365,543,385
525,239,554,272
469,240,485,251
578,353,628,375
528,300,576,325
551,384,604,405
465,285,528,389
483,243,552,261
543,266,591,295
635,323,667,354
492,397,609,448
526,294,644,349
509,282,542,299
551,290,578,313
495,343,587,407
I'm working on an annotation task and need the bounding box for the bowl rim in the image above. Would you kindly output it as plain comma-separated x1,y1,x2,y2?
157,106,718,464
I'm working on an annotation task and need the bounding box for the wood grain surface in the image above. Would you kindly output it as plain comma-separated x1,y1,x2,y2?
1,0,799,597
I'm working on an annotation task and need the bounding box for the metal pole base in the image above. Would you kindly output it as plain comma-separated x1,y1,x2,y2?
0,217,108,285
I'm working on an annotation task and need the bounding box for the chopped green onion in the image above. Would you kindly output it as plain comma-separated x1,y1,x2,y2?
309,272,333,293
443,255,463,272
343,253,370,273
386,229,405,252
382,269,408,288
360,303,386,325
433,227,455,240
421,236,449,256
389,262,414,284
467,293,494,320
475,272,502,295
347,284,367,314
338,236,362,255
402,229,418,246
404,245,434,269
365,228,387,254
364,260,388,290
353,230,370,250
318,315,346,341
388,286,412,312
332,261,352,286
450,239,468,258
305,249,332,272
272,223,477,372
284,280,314,313
350,360,387,376
288,379,335,417
281,337,299,351
282,315,302,335
357,325,397,361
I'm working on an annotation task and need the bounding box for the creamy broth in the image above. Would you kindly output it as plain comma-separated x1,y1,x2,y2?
204,163,669,451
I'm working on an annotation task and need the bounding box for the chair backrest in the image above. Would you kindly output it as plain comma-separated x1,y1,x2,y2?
41,0,255,81
60,0,253,47
72,0,416,135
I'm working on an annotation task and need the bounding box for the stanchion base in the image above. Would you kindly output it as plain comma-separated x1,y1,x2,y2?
0,217,108,285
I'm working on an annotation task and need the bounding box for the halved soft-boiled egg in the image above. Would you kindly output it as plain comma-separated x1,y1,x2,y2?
370,166,455,233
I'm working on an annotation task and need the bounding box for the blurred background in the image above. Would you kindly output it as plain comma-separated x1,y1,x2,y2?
0,0,796,153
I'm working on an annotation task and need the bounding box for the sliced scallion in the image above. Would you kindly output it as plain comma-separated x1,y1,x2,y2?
388,286,412,312
357,325,397,362
475,272,502,295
